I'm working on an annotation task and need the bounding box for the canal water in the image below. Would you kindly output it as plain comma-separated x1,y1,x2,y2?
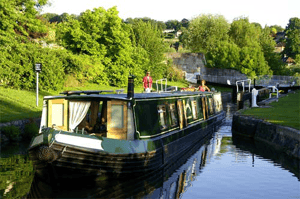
1,103,299,198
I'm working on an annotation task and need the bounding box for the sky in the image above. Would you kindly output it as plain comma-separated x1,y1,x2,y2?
41,0,299,28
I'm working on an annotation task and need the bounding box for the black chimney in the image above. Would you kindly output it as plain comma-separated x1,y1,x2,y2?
127,75,135,98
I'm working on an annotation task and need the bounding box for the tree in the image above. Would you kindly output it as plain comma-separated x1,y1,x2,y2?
239,45,272,78
57,7,134,86
284,17,300,59
0,0,48,39
165,20,181,31
229,18,261,48
129,20,166,79
206,41,240,69
259,26,285,75
187,14,230,53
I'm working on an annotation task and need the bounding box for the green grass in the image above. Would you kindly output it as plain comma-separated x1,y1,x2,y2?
0,81,189,123
240,90,300,130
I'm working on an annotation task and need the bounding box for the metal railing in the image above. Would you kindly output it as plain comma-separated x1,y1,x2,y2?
156,78,168,92
236,79,251,92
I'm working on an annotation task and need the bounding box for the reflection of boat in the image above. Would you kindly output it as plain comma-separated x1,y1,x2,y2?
28,76,225,179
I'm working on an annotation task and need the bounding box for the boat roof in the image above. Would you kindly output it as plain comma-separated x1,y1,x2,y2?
44,90,214,101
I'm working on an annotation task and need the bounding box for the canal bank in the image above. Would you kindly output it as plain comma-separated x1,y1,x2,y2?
232,111,300,159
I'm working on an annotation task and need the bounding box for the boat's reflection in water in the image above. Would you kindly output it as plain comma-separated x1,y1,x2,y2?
27,130,223,199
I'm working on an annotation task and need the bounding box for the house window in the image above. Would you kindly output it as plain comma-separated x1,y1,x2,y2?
169,103,178,127
191,100,198,120
158,105,167,130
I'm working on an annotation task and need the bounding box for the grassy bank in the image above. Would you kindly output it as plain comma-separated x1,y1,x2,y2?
240,90,300,130
0,81,189,123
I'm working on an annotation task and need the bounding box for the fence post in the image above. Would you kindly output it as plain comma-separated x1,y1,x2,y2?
252,88,259,107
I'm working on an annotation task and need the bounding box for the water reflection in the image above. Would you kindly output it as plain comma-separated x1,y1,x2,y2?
0,154,34,199
232,134,300,181
2,102,300,198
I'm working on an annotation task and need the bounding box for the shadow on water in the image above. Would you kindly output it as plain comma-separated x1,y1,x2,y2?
232,134,300,181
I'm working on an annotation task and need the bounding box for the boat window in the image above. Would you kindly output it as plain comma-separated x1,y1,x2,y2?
208,97,214,115
75,100,107,136
158,105,167,130
169,103,178,127
52,103,64,126
48,99,68,131
111,105,124,128
191,100,198,119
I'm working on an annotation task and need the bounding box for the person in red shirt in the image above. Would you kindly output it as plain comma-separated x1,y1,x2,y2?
143,72,153,93
198,80,210,92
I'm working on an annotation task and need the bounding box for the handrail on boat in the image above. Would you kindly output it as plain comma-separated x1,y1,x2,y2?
156,78,168,92
60,90,114,96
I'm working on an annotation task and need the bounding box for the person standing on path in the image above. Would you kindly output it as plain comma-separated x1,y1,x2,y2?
143,71,153,93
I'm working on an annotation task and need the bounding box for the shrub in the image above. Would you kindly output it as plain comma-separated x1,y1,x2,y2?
1,125,21,141
23,122,39,141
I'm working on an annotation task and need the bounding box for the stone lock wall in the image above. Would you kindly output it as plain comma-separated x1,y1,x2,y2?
232,113,300,159
165,53,206,73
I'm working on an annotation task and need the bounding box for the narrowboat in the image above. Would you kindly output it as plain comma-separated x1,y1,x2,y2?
28,77,225,179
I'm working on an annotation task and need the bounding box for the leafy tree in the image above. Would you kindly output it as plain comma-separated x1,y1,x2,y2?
238,44,272,78
270,25,284,33
0,0,48,39
57,7,134,86
187,14,230,53
181,18,189,28
165,20,181,31
283,17,300,59
206,41,240,69
129,20,166,79
229,18,261,48
125,17,166,30
259,26,285,75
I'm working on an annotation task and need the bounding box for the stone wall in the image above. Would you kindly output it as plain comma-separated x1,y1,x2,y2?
165,53,206,73
166,53,298,86
232,113,300,159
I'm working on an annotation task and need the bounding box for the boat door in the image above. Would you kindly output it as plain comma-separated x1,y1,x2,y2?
107,100,128,139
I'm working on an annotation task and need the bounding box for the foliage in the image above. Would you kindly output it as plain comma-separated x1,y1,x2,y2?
187,14,230,53
0,39,82,90
0,0,48,39
125,17,166,31
239,45,272,78
259,26,285,74
270,25,284,33
41,12,78,23
283,17,300,59
129,20,166,80
23,122,39,141
229,18,260,48
228,18,272,78
165,59,184,81
57,7,134,87
1,125,20,141
206,40,240,69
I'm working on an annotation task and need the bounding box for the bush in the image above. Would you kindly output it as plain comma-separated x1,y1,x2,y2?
23,122,39,141
1,125,21,141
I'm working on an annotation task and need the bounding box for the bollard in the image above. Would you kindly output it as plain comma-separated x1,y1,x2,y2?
252,88,259,107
